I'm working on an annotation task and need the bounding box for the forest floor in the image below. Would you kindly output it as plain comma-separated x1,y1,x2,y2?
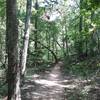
21,61,100,100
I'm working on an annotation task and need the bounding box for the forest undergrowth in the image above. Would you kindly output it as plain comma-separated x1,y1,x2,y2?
21,55,100,100
0,55,100,100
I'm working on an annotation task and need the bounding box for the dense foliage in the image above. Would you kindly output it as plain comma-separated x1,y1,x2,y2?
0,0,100,99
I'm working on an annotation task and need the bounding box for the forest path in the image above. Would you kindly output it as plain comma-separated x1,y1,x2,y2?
21,61,100,100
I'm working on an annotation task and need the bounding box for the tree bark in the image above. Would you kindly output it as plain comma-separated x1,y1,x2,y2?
20,0,32,76
6,0,21,99
78,0,84,56
34,0,39,50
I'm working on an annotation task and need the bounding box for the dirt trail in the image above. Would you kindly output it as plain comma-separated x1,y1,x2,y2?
21,62,100,100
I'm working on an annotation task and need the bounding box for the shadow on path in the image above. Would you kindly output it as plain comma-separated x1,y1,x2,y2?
21,62,100,100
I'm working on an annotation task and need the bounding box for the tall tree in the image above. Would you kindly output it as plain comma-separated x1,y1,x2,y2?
6,0,21,99
20,0,32,76
34,0,39,50
79,0,83,55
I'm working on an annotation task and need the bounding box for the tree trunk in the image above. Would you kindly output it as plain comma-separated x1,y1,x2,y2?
34,0,39,50
48,33,51,60
20,0,32,76
65,29,69,56
46,31,50,60
6,0,21,99
78,0,83,56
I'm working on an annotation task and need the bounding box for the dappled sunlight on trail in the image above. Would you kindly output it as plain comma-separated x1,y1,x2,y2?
21,62,100,100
